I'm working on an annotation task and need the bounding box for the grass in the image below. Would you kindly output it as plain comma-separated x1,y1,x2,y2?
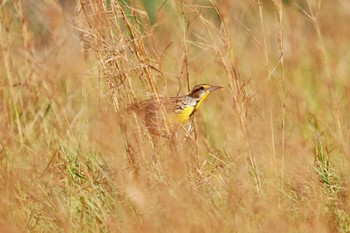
1,0,350,232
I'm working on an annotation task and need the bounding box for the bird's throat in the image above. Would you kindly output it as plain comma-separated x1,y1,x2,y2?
195,92,210,110
175,93,211,122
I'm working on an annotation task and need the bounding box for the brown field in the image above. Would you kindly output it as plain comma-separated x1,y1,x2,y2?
1,0,350,232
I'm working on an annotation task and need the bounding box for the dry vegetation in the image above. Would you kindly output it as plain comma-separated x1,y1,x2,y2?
1,0,350,232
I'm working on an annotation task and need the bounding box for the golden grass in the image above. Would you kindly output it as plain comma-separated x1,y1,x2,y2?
1,0,350,232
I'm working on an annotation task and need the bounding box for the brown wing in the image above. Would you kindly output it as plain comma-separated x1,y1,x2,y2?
128,97,177,136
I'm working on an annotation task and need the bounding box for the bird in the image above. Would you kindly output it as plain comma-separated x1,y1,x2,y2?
130,84,223,137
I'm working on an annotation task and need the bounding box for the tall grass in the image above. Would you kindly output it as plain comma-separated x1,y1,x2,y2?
1,0,350,232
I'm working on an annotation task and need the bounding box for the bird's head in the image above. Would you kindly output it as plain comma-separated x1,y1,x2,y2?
188,84,222,99
188,84,222,110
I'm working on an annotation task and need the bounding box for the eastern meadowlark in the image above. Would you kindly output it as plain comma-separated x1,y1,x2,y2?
130,84,222,136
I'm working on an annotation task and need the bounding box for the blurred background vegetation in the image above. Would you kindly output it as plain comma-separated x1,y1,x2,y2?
1,0,350,232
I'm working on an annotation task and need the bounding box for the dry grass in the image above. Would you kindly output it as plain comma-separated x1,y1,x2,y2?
1,0,350,232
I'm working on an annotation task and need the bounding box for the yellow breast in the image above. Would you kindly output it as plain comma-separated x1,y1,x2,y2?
174,92,211,122
175,106,195,122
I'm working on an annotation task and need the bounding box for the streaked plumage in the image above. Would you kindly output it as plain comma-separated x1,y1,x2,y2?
130,84,222,136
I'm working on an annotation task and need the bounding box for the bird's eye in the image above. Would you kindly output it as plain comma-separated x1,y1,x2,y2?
200,86,205,91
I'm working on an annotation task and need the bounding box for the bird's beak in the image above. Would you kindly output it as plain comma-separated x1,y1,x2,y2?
208,85,223,92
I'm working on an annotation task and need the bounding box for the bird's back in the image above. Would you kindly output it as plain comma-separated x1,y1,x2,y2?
129,97,179,136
